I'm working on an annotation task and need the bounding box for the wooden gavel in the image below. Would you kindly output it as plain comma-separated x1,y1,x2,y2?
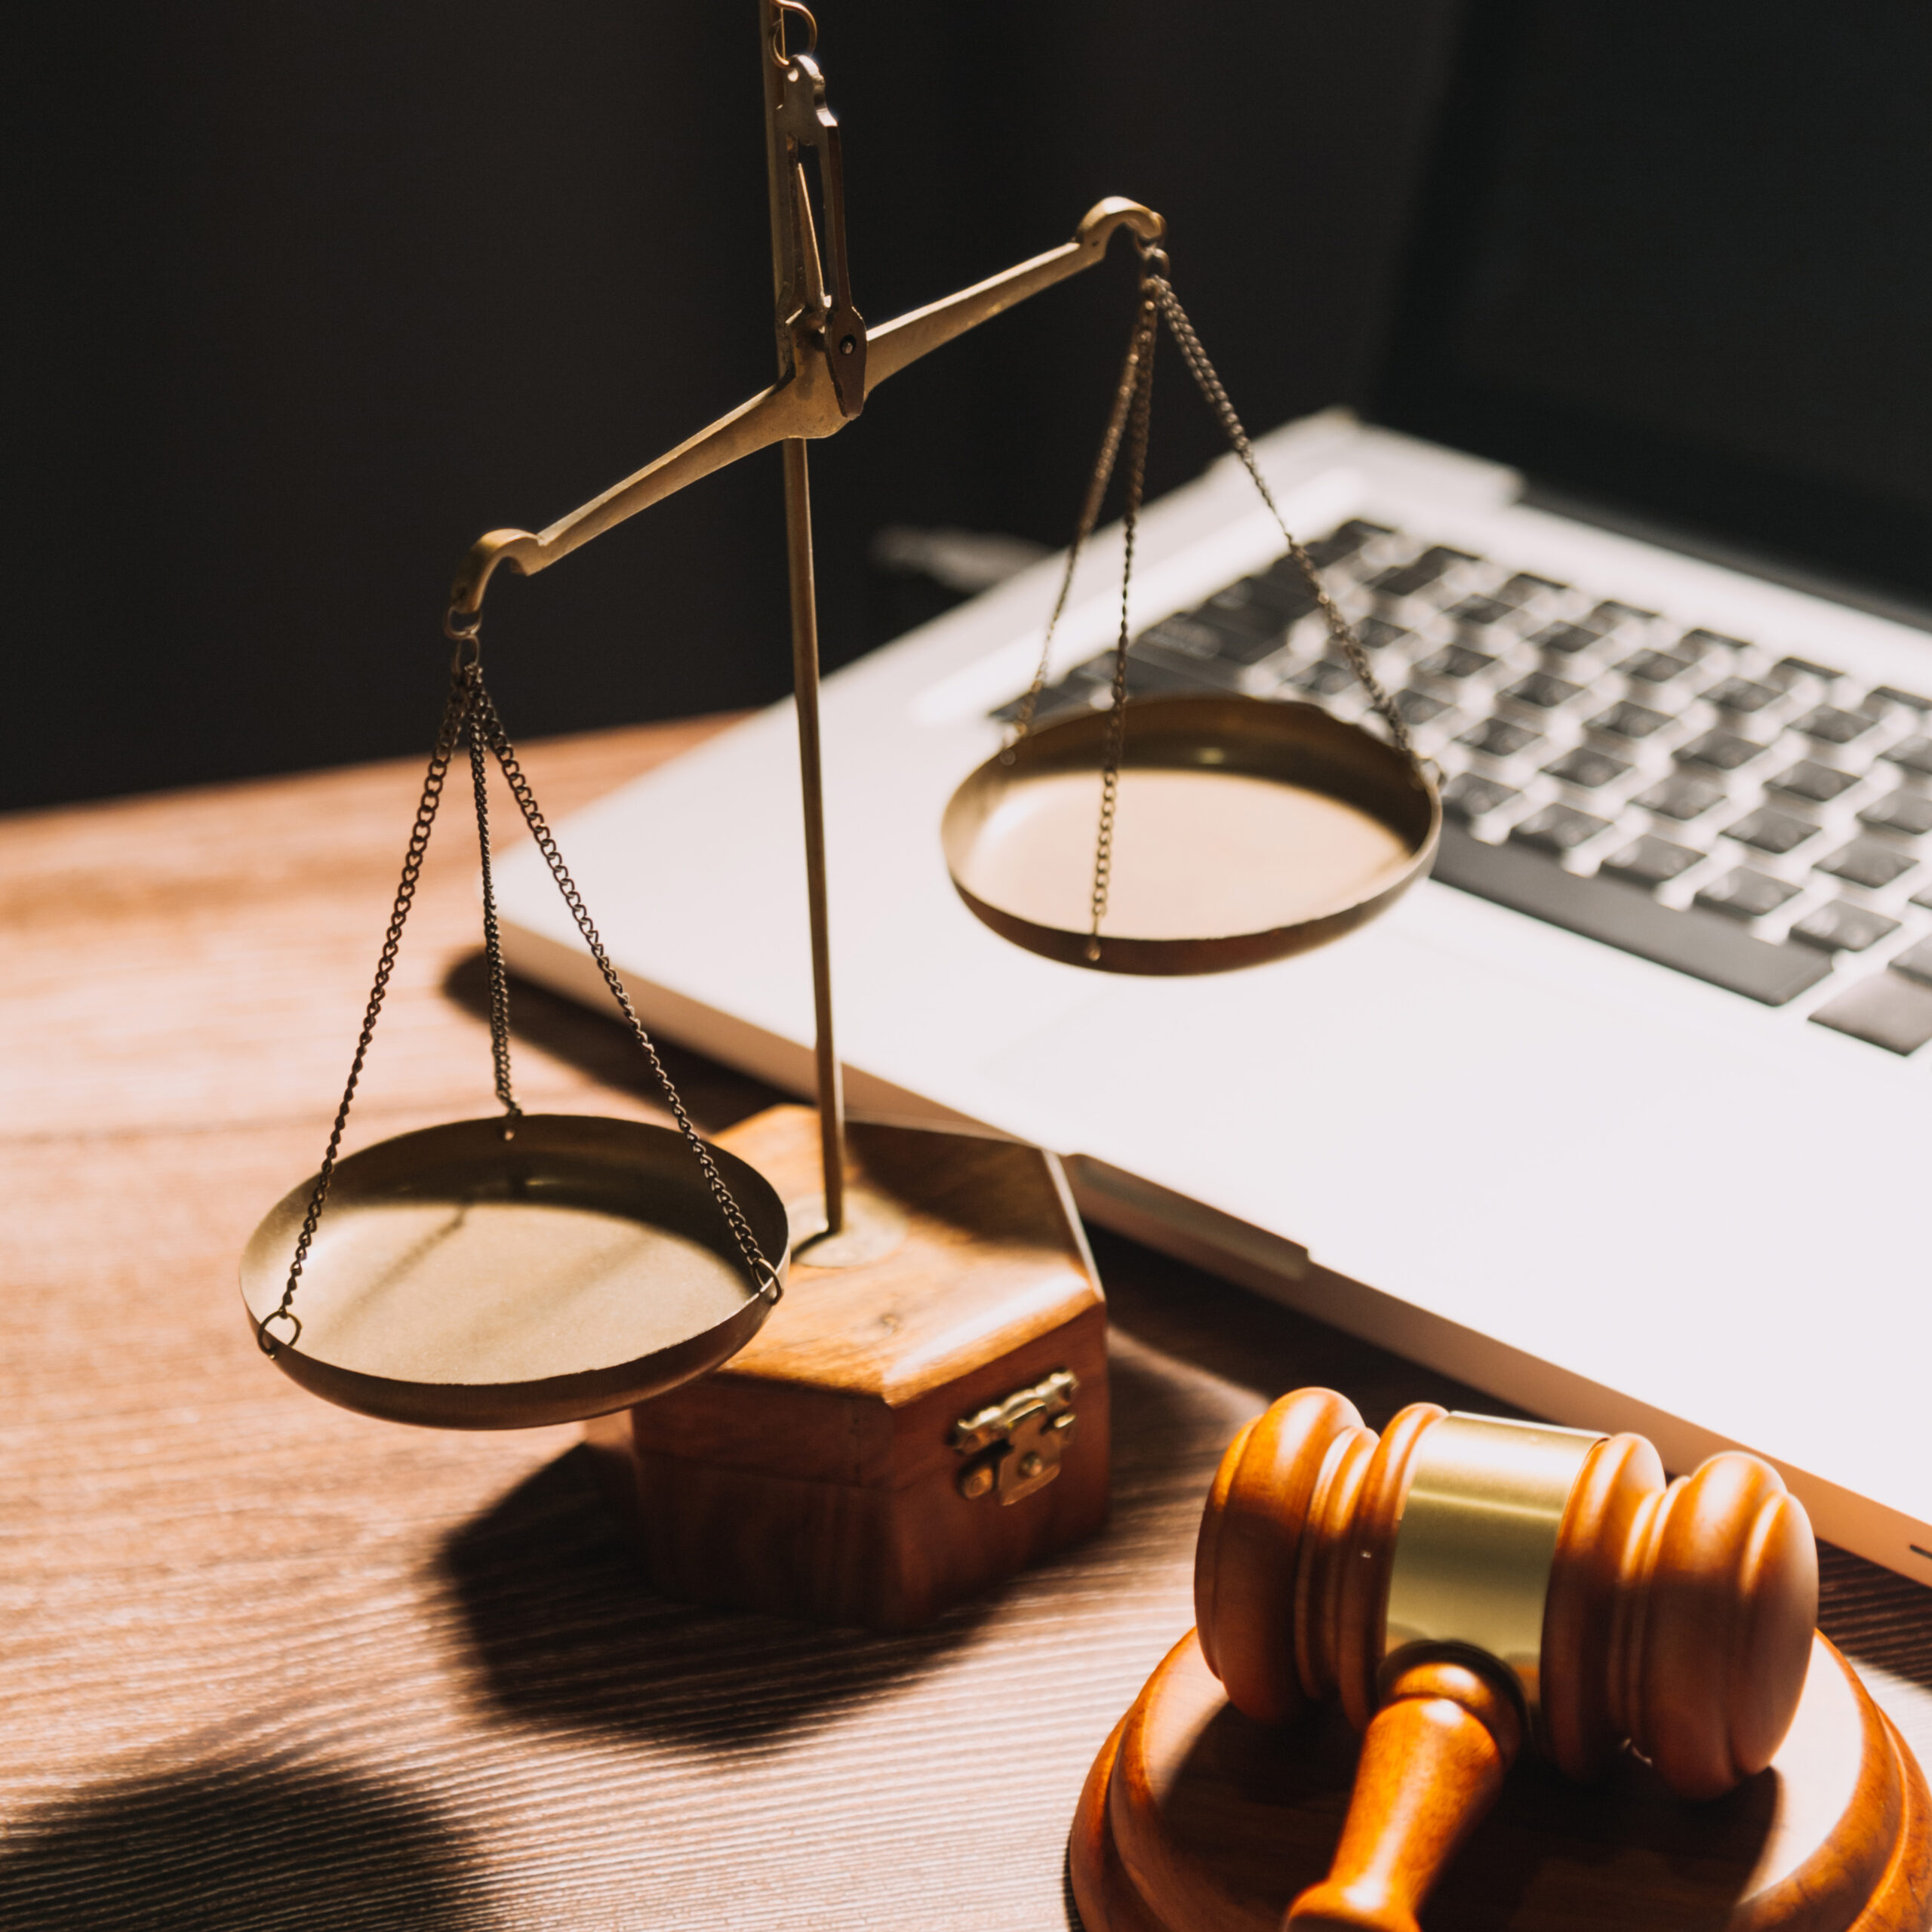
1194,1389,1818,1932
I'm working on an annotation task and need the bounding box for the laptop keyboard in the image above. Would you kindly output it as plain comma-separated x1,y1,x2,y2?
990,518,1932,1053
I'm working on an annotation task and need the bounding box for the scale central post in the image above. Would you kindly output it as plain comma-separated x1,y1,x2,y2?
761,0,854,1240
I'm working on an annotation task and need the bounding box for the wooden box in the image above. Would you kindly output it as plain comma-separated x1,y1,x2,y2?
584,1104,1109,1631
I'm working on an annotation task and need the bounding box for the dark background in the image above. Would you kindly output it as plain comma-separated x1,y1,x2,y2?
11,1,1460,813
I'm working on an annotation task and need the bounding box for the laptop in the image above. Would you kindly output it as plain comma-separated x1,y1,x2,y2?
496,2,1932,1584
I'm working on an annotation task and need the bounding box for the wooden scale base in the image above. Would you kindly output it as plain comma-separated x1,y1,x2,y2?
586,1103,1109,1630
1072,1630,1931,1932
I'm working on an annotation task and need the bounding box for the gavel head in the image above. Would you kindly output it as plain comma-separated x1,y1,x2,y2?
1194,1387,1817,1800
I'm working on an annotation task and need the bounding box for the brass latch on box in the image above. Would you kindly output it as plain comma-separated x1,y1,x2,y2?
952,1370,1078,1505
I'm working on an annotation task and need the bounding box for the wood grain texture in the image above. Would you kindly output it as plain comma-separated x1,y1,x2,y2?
3,718,1930,1930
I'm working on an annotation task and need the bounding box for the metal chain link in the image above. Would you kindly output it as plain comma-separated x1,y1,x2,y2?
1006,303,1150,757
1087,292,1160,961
258,669,475,1355
468,709,521,1128
1034,251,1426,964
1145,273,1423,771
468,680,781,1302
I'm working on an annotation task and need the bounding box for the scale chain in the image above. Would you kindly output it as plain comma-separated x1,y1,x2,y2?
468,680,781,1302
258,670,475,1355
1087,291,1160,958
1007,302,1149,755
1145,274,1421,769
1003,252,1427,968
260,652,781,1361
468,712,521,1128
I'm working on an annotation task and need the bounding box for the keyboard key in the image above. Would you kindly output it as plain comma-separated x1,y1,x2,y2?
1543,746,1630,789
1511,803,1612,854
1225,572,1320,620
1415,643,1495,681
1858,791,1932,836
1432,826,1831,1005
1774,654,1844,685
1679,627,1749,657
1883,735,1932,777
1808,972,1932,1054
1182,605,1283,657
1768,759,1858,803
1817,840,1917,891
1635,771,1727,820
1457,715,1542,758
1497,572,1567,604
1355,616,1413,653
1588,700,1672,740
1287,658,1356,696
1600,835,1701,886
1395,688,1450,726
1440,773,1520,823
1701,676,1780,715
1890,936,1932,985
1869,685,1932,713
1724,807,1819,855
1527,621,1600,657
1586,600,1657,631
1185,608,1294,666
1915,882,1932,913
1620,649,1697,685
1445,594,1515,628
1137,614,1226,659
1502,670,1583,709
1792,703,1875,745
1115,651,1238,695
1676,728,1767,772
1195,592,1287,640
1695,869,1799,920
1367,545,1478,598
1790,902,1900,952
989,680,1094,725
1300,519,1392,569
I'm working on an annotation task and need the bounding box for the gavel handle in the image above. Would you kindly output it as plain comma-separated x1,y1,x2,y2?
1285,1658,1524,1932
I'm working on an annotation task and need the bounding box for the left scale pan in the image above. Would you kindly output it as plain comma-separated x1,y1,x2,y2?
242,646,789,1434
241,1114,789,1430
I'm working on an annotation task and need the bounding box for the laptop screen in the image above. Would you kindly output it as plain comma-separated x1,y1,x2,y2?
1374,2,1932,611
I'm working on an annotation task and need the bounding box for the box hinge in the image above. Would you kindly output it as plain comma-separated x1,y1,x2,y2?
951,1369,1078,1505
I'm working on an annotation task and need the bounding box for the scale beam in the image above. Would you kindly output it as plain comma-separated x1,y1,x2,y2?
446,197,1162,620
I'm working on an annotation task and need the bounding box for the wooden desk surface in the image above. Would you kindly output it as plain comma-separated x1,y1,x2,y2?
5,718,1928,1929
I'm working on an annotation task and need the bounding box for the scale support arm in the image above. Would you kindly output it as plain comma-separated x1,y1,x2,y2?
864,197,1163,394
448,195,1164,621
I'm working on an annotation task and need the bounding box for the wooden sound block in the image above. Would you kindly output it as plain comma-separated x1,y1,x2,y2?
1072,1630,1931,1932
585,1104,1108,1631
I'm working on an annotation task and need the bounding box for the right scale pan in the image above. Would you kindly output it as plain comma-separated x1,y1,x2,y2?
942,694,1440,975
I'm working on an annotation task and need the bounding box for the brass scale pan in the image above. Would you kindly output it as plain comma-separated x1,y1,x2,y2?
240,663,792,1432
944,259,1439,977
241,1115,789,1431
943,692,1439,975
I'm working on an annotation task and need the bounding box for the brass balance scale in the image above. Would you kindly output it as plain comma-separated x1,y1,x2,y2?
238,0,1438,1433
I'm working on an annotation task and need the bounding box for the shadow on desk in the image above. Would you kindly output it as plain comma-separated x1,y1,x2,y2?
0,1755,506,1931
440,1446,994,1749
442,954,786,1130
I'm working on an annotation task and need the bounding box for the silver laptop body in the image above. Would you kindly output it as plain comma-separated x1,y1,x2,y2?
495,408,1932,1585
